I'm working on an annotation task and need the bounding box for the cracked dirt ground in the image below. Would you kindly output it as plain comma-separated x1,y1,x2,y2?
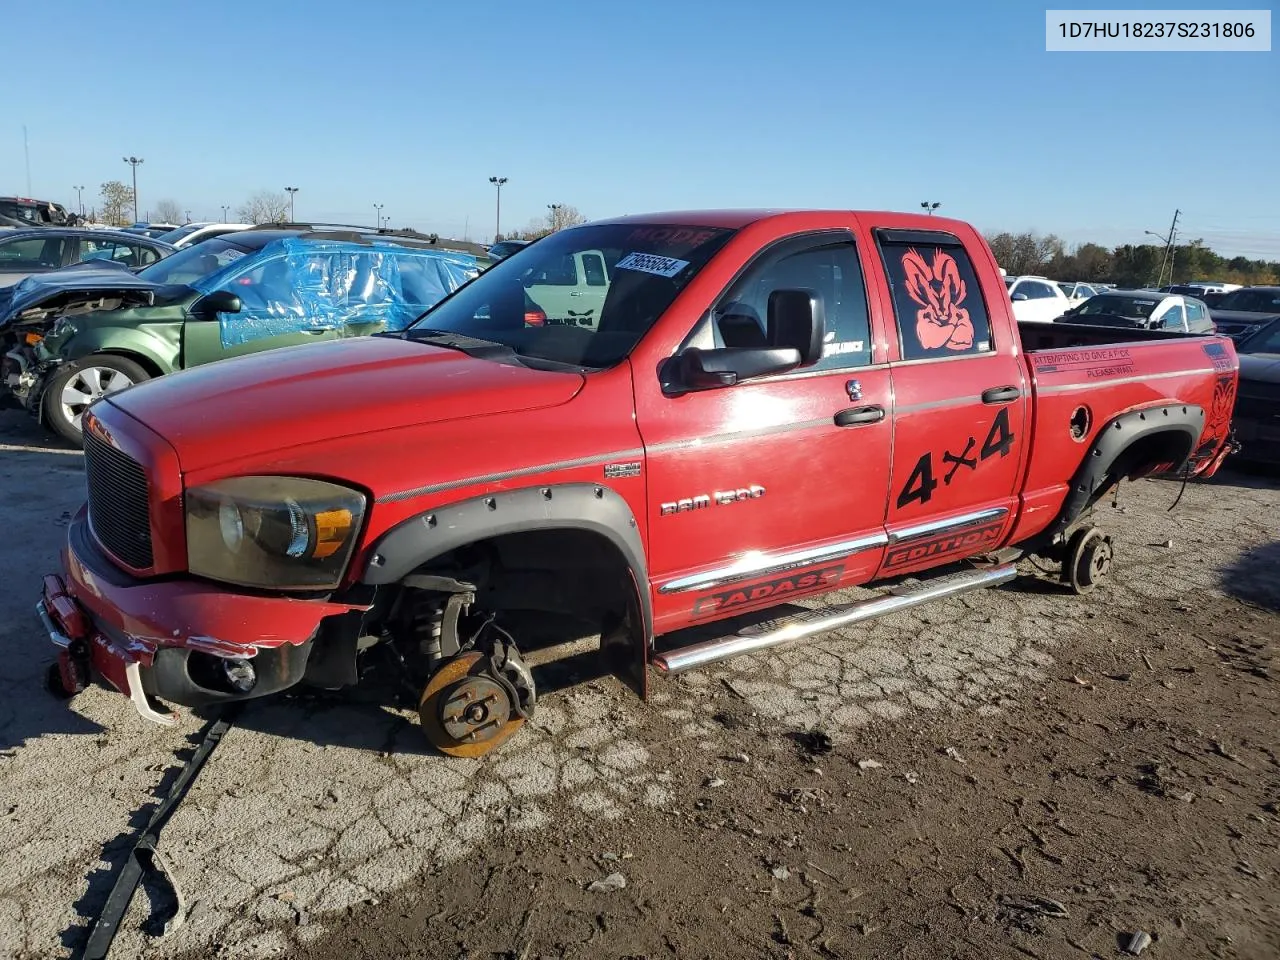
1,407,1277,960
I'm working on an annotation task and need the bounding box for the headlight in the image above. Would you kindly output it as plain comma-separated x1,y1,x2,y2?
186,476,367,590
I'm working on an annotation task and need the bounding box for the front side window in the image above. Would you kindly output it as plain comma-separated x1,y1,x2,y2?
409,223,736,368
1156,304,1186,330
1021,281,1057,300
878,236,993,361
1186,301,1204,323
142,236,253,287
703,238,872,371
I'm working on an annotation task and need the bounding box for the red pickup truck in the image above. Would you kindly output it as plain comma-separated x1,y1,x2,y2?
41,210,1239,757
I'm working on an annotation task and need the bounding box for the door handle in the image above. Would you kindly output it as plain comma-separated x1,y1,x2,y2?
981,385,1020,404
834,405,886,427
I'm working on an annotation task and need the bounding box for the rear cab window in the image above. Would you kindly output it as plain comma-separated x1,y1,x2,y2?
874,230,994,361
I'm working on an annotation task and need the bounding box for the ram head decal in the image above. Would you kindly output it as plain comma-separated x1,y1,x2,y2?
901,248,974,352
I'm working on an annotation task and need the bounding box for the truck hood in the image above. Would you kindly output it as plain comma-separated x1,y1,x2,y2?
1239,353,1280,384
0,268,190,328
105,336,586,471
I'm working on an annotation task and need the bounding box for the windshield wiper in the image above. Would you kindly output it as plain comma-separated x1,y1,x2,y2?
396,328,521,363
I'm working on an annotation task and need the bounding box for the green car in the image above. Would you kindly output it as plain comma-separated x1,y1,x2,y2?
2,228,478,444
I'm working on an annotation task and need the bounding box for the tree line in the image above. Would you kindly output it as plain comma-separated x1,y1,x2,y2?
986,231,1280,287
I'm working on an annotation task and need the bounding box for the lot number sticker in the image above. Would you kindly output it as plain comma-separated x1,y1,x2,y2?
615,252,689,278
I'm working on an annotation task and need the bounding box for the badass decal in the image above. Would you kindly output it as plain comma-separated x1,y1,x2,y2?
883,519,1005,570
896,408,1016,509
615,252,690,278
693,565,844,617
901,248,974,352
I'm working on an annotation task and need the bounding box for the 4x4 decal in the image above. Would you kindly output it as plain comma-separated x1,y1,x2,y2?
897,409,1016,509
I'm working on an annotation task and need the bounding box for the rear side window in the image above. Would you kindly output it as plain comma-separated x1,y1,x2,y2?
877,236,993,361
0,235,66,268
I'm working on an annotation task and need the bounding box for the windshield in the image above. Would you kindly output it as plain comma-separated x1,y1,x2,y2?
137,236,254,286
407,222,737,367
1215,289,1280,313
1076,294,1161,319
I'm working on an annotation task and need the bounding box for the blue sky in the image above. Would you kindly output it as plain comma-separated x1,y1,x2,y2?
5,0,1277,257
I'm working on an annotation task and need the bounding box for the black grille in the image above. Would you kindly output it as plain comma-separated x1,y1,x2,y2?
83,428,154,569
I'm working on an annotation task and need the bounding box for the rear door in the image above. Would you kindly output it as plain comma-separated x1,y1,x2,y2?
871,227,1029,577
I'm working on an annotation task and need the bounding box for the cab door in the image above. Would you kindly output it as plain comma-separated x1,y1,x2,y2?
181,250,343,368
871,227,1029,577
635,228,894,634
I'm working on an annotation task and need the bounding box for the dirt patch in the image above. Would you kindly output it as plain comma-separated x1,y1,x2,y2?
266,589,1280,960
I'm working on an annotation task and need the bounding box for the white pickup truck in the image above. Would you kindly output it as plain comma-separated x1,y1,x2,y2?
1004,274,1072,323
522,249,611,328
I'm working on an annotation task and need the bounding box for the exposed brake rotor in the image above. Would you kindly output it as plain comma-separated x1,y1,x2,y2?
418,644,534,758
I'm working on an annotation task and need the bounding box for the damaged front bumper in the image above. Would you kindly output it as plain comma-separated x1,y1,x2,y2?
43,509,368,725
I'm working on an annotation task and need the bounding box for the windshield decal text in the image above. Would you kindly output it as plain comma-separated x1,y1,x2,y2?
615,252,690,278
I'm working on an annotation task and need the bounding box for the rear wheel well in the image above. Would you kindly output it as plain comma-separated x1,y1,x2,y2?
1042,403,1205,545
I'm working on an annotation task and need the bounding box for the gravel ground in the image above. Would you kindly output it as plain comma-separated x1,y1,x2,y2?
0,406,1276,960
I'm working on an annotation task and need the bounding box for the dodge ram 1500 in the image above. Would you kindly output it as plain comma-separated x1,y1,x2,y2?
40,210,1239,757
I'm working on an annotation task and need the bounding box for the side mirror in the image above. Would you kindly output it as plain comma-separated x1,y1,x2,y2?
1011,292,1029,302
767,289,825,365
674,346,802,392
192,289,242,317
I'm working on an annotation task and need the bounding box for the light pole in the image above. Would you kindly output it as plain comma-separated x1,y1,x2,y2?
122,156,144,223
373,203,383,229
920,201,940,216
185,209,192,223
285,186,299,223
547,203,562,231
73,186,85,217
489,176,508,241
221,205,229,221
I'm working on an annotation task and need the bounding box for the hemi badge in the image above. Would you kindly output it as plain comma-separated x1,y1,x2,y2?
604,462,642,479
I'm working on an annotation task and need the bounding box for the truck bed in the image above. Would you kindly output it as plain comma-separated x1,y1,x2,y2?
1017,321,1199,352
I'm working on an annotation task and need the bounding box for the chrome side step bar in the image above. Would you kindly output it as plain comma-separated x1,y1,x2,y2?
651,562,1018,676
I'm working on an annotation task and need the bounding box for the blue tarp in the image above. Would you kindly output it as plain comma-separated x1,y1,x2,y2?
198,237,477,347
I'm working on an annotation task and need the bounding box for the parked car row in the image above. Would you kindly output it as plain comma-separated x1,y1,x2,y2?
1,225,479,443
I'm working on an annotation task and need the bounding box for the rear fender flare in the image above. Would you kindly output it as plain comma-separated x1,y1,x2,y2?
360,483,652,695
1047,402,1205,540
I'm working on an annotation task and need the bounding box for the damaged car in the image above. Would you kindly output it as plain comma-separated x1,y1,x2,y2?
1,228,478,444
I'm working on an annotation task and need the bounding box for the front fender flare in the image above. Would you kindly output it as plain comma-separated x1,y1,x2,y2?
360,483,653,696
